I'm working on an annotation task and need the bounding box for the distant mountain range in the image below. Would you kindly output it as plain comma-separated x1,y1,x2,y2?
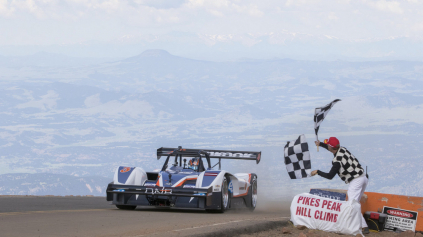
0,52,117,67
1,49,423,197
1,34,423,61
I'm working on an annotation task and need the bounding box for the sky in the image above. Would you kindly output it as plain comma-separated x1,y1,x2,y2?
1,0,423,59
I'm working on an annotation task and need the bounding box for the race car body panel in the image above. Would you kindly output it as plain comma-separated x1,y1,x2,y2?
232,173,251,197
113,166,147,185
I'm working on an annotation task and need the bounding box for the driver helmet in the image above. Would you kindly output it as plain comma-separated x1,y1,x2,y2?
188,157,200,170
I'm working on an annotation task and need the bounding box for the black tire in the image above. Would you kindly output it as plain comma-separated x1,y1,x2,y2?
205,209,217,213
218,176,230,213
205,176,231,213
116,205,136,210
248,175,257,211
205,177,231,213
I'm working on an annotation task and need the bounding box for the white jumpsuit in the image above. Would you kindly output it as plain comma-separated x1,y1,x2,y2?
347,175,369,228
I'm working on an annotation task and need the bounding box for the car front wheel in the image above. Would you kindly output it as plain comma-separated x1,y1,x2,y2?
219,177,230,213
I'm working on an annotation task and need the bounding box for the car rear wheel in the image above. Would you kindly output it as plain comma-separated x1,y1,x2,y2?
249,176,257,211
116,205,136,210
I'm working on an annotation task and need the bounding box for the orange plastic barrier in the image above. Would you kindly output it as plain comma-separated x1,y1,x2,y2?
361,192,423,232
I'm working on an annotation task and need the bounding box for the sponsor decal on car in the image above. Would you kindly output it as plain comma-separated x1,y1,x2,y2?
144,183,155,187
120,167,131,173
194,193,206,196
115,189,125,192
183,184,196,188
145,187,172,195
213,184,221,192
204,173,218,176
207,152,255,158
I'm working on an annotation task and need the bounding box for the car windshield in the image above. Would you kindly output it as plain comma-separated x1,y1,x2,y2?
160,149,212,172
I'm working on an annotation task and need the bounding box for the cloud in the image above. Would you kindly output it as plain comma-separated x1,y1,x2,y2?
16,90,59,111
71,99,155,119
363,0,404,14
136,0,186,9
208,9,224,17
285,0,317,7
333,96,423,128
198,33,263,47
0,0,12,17
84,94,101,108
327,12,338,20
232,3,264,17
310,81,337,90
62,128,96,136
1,0,423,52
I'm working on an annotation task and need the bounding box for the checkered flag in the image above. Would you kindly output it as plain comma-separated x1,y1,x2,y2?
314,99,341,151
284,134,311,179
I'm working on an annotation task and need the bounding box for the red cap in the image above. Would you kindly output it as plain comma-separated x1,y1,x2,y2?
324,137,340,148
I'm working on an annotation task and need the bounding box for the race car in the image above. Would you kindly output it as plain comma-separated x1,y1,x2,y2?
106,146,261,213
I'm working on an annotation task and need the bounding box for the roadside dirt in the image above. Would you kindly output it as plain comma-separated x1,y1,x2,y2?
238,223,421,237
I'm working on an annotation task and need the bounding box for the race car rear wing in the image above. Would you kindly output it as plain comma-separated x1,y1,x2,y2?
157,147,261,164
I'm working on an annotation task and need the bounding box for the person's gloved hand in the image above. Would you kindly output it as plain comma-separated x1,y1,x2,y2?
311,170,318,176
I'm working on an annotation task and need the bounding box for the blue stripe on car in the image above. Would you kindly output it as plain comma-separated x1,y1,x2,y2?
202,171,221,187
161,173,195,187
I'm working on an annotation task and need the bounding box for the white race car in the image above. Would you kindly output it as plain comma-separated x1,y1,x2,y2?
106,146,261,212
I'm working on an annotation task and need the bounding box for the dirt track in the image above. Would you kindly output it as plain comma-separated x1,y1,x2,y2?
239,223,421,237
0,196,290,237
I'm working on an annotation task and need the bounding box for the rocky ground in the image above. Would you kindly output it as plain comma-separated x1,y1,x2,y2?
239,224,423,237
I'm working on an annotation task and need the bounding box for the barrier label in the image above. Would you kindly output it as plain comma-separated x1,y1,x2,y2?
309,189,346,201
383,206,418,232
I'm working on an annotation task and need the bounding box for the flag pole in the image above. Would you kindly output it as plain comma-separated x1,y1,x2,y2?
316,134,319,152
315,108,319,152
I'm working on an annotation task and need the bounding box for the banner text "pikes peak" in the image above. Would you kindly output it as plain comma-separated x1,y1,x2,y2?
296,196,343,223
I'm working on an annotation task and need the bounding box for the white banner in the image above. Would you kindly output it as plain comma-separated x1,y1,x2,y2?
290,193,363,236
